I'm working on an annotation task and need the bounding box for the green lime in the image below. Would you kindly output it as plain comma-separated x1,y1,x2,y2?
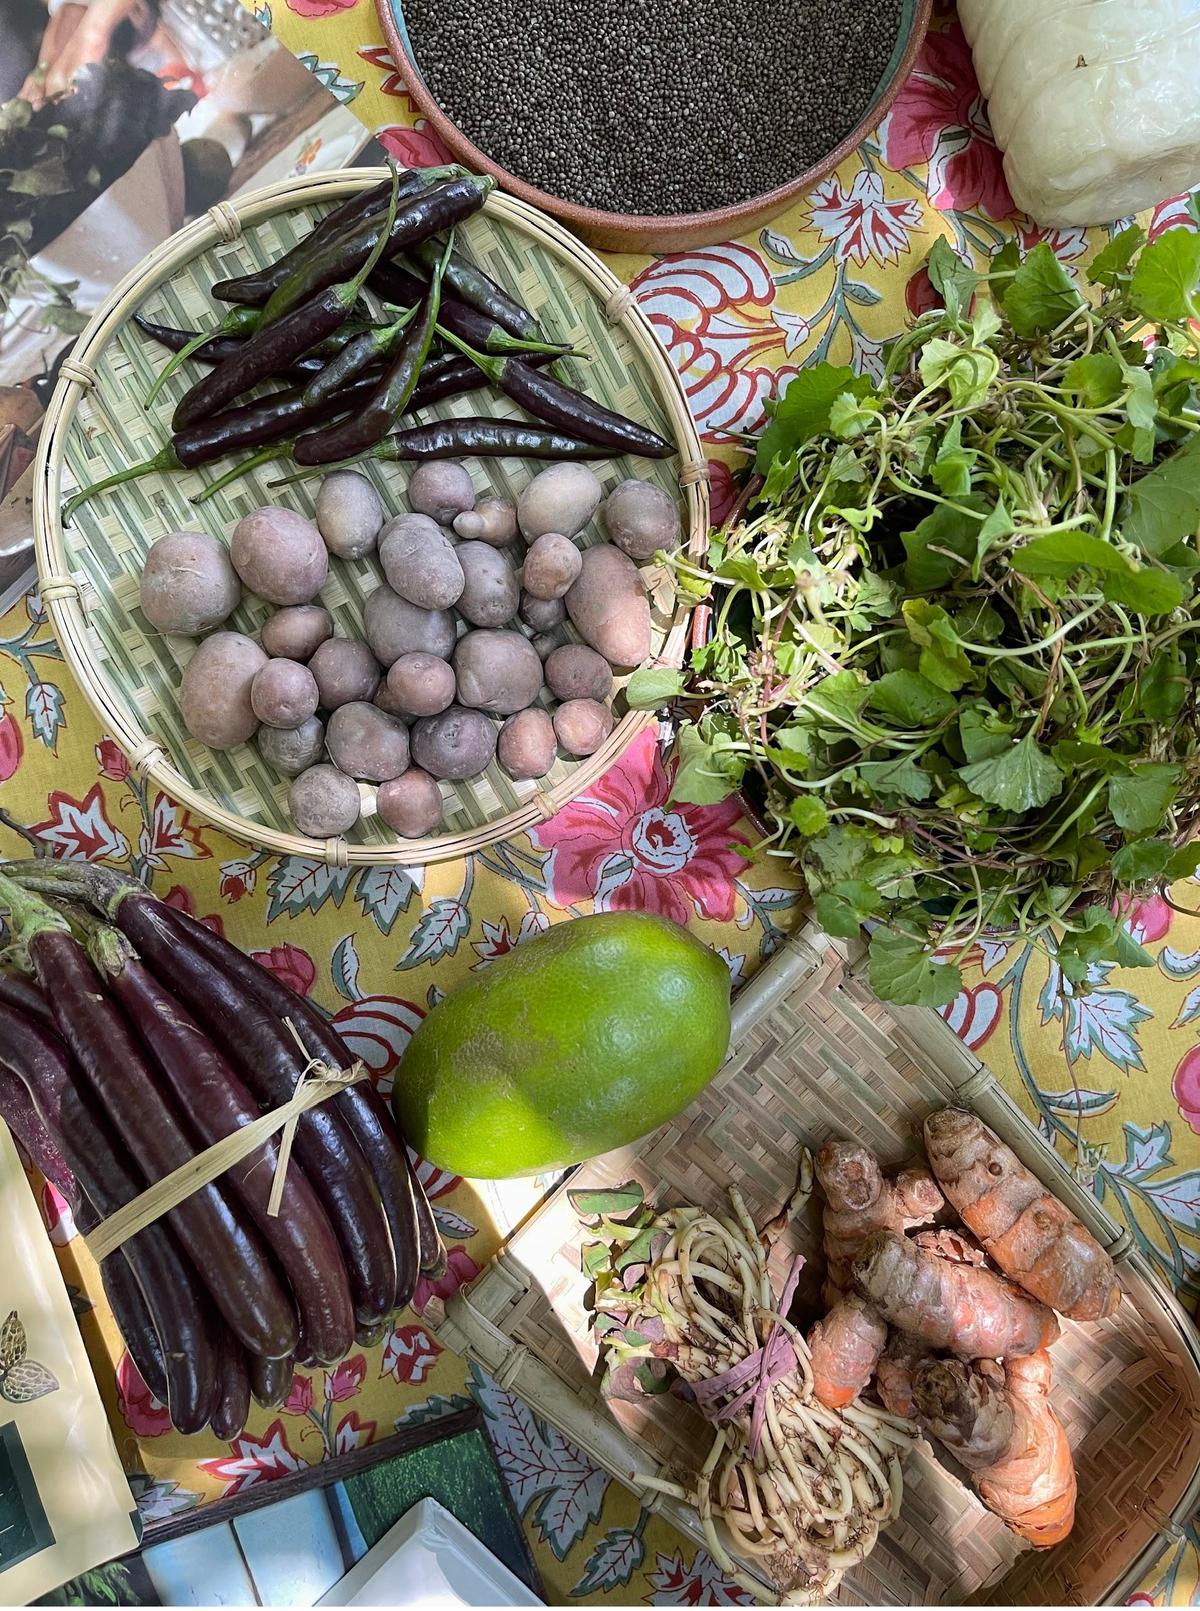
393,911,732,1177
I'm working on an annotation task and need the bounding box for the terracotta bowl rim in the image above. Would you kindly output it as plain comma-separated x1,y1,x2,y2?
376,0,935,239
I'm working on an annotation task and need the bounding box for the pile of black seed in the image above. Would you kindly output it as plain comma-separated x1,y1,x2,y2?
404,0,905,216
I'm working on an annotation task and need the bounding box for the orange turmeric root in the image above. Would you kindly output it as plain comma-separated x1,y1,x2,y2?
874,1334,934,1419
924,1109,1120,1322
853,1231,1059,1359
808,1294,888,1409
816,1140,944,1300
912,1349,1076,1547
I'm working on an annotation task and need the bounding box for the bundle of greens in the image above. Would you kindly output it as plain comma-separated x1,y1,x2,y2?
633,223,1200,1005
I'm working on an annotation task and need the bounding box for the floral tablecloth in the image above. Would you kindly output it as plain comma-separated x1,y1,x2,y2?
5,0,1200,1600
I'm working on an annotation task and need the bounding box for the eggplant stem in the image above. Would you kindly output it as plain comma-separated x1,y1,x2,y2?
0,872,71,968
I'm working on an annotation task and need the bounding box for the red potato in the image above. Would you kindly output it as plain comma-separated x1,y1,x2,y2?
517,462,602,540
520,591,566,632
497,708,557,779
454,497,517,547
379,514,465,610
257,716,324,776
250,658,319,728
180,632,266,749
553,697,614,756
261,605,333,660
326,701,410,783
565,545,651,667
309,638,381,709
453,630,544,715
363,586,457,665
315,469,383,560
545,644,613,702
377,768,444,836
411,705,497,780
456,542,520,628
288,764,361,836
522,532,582,600
231,507,328,606
602,478,682,561
140,531,240,635
409,460,475,525
385,652,456,718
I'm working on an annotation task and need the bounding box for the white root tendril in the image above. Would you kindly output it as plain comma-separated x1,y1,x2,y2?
591,1166,917,1602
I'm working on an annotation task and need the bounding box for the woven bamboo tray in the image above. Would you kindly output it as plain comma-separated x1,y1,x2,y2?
434,921,1200,1605
32,169,708,867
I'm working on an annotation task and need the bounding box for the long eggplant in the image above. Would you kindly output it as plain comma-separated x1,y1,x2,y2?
0,880,298,1360
210,1331,252,1441
0,1003,217,1432
92,924,356,1365
249,1352,294,1411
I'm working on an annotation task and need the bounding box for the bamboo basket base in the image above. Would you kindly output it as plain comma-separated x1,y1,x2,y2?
34,170,708,865
436,925,1200,1604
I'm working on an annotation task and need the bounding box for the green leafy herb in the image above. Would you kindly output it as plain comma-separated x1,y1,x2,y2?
625,666,686,708
669,225,1200,1004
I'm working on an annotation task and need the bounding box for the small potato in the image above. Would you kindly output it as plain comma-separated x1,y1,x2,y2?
497,708,556,780
554,698,614,757
251,658,319,728
373,679,408,717
411,704,497,781
377,768,444,836
519,591,565,632
386,652,456,718
602,479,682,561
408,460,475,525
522,532,582,601
231,507,328,606
261,605,332,661
545,644,614,703
289,764,361,836
456,542,519,628
453,629,544,715
315,470,384,560
326,701,410,782
517,463,602,540
379,514,464,610
565,545,651,667
364,586,457,665
309,638,381,709
179,631,265,750
454,498,517,547
141,531,240,635
258,716,324,777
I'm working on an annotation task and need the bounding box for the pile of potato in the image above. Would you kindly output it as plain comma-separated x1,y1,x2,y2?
139,460,681,840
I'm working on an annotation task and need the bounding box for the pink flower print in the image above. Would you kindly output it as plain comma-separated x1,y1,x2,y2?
248,944,316,998
807,169,922,267
1173,1047,1200,1135
412,1247,480,1315
532,729,749,925
880,21,1014,220
326,1354,367,1402
117,1353,172,1438
1116,893,1173,947
283,1373,315,1415
379,122,454,169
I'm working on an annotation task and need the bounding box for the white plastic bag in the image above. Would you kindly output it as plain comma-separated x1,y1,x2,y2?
958,0,1200,226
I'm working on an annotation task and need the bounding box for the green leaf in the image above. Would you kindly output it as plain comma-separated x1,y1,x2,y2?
902,500,985,591
1130,228,1200,324
918,338,1000,410
960,708,1014,762
1089,225,1145,288
625,667,685,709
1058,905,1154,979
570,1183,646,1221
1139,645,1189,722
1123,363,1157,432
1108,764,1179,833
829,391,879,439
1122,435,1200,558
902,599,972,691
1064,352,1124,407
868,669,957,726
715,555,768,588
670,723,746,806
789,797,830,835
931,420,975,497
868,929,962,1008
927,237,980,321
1111,838,1172,884
1013,529,1186,614
1100,562,1186,616
815,880,881,940
803,670,870,729
1003,243,1084,336
959,734,1066,812
971,502,1014,580
1167,843,1200,881
856,756,933,801
756,365,874,470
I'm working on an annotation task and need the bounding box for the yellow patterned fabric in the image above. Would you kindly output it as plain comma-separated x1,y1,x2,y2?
4,0,1200,1594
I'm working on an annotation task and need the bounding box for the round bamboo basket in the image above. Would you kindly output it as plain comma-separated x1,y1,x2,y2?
33,169,709,867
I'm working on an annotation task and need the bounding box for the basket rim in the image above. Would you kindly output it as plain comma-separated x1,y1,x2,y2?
33,168,709,868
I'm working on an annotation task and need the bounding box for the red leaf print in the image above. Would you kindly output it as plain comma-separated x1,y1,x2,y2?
380,1323,442,1384
32,783,130,863
0,710,23,783
939,982,1002,1050
249,944,316,998
357,43,407,96
330,995,424,1096
283,1373,315,1415
200,1418,307,1493
94,738,130,782
334,1410,376,1455
144,793,211,864
379,122,454,169
326,1353,367,1402
39,1181,77,1245
117,1352,172,1438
